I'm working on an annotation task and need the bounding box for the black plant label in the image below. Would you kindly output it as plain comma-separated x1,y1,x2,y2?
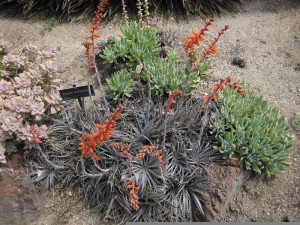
59,85,95,101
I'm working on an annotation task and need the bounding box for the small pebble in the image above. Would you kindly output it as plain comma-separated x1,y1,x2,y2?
232,57,246,68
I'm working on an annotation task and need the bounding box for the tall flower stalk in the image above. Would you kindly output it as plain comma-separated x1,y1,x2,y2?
162,90,182,150
183,18,228,64
183,18,214,62
121,0,129,22
83,0,109,111
201,24,229,62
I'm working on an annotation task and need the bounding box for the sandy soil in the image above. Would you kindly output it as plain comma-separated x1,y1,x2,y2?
0,0,300,223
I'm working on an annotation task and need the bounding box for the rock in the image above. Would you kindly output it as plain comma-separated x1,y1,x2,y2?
202,163,252,221
294,63,300,72
283,216,299,222
232,57,246,68
0,155,43,225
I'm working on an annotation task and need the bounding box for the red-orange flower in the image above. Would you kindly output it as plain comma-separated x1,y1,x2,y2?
79,106,124,160
152,149,163,165
127,180,140,211
202,76,246,102
111,143,131,160
135,145,158,160
83,0,109,70
201,24,229,62
183,18,214,61
79,132,100,160
165,89,182,114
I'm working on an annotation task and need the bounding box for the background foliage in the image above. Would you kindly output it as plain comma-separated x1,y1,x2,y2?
0,0,241,21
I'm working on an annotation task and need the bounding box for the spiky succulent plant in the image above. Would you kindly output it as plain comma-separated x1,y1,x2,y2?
101,21,210,97
25,95,221,223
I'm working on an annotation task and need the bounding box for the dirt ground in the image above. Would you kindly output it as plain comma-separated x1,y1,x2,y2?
0,0,300,223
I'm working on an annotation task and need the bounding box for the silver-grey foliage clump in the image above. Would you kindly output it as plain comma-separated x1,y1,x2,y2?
26,95,221,223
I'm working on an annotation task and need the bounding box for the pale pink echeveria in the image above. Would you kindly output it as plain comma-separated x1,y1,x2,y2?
0,70,10,78
0,96,5,108
0,128,11,142
32,86,43,95
24,43,38,54
2,54,16,67
50,92,63,104
30,68,45,79
44,61,58,73
16,127,30,141
15,72,31,88
0,79,14,95
40,50,56,60
3,55,26,68
16,88,33,98
15,55,26,68
0,110,17,123
1,116,22,134
6,96,29,113
30,100,45,115
0,40,8,54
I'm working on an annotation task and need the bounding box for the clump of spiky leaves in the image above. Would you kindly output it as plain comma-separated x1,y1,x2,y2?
25,93,221,222
101,21,212,98
212,87,292,176
0,0,241,21
0,41,63,163
101,21,160,68
105,70,135,101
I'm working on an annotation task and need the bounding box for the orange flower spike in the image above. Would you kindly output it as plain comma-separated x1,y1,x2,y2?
83,0,108,70
79,106,124,160
202,95,210,100
135,145,157,160
153,149,163,164
164,89,182,114
202,76,247,102
183,18,214,59
111,143,131,160
79,132,100,160
201,24,229,62
127,180,140,211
